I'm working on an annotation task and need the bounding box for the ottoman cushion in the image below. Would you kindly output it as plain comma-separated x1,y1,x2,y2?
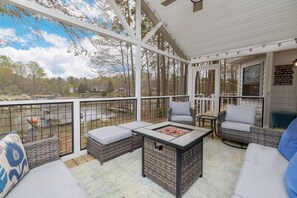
88,126,132,145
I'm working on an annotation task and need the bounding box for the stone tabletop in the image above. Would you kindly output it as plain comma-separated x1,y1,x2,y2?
132,122,212,150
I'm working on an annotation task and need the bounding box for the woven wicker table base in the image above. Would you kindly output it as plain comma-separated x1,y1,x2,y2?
143,137,202,197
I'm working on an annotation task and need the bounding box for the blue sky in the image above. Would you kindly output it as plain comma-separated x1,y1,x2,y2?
1,15,70,49
0,3,123,79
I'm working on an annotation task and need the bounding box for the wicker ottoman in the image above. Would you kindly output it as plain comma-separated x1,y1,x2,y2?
87,126,133,165
119,121,152,150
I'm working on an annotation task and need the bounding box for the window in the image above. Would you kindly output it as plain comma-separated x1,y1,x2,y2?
242,64,262,96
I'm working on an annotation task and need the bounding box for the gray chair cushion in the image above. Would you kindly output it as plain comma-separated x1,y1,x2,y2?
221,121,252,132
88,126,132,145
171,102,191,115
118,121,152,130
7,161,88,198
234,143,288,198
171,115,193,122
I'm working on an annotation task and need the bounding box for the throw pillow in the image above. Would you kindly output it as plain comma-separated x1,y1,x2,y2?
278,118,297,160
284,151,297,198
0,134,29,197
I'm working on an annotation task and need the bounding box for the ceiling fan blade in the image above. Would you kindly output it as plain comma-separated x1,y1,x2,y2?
161,0,176,6
193,0,203,12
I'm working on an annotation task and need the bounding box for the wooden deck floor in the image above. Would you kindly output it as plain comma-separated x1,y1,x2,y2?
64,154,95,169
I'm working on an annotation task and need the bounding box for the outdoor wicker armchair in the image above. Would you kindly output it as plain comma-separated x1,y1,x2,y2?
168,101,196,126
218,105,260,146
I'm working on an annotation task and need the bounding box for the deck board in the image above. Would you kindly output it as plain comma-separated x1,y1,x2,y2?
64,154,95,169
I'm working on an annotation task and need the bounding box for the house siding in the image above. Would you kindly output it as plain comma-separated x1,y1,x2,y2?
269,49,297,126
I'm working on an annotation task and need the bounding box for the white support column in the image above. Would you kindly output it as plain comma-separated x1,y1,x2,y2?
214,63,221,115
263,52,273,127
135,0,141,121
142,21,163,43
109,0,136,39
187,63,194,107
73,101,81,157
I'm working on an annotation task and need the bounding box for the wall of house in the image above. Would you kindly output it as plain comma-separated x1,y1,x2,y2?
269,49,297,126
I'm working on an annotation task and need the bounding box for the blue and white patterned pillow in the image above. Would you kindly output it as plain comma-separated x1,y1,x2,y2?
0,134,29,197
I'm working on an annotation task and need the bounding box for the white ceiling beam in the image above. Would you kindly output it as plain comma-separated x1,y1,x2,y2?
142,43,189,63
108,0,136,39
142,21,163,43
142,0,188,60
5,0,139,45
5,0,189,63
190,39,297,64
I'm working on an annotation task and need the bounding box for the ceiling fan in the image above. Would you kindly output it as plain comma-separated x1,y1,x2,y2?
161,0,203,13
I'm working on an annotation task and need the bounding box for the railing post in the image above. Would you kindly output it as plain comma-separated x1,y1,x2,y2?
73,101,81,157
135,0,141,121
169,96,173,105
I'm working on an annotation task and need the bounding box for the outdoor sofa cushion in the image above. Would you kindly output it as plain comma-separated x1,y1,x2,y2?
118,121,151,130
6,160,87,198
225,105,256,125
221,121,252,132
0,134,29,197
233,143,288,198
278,118,297,160
285,151,297,198
88,126,132,145
171,101,191,115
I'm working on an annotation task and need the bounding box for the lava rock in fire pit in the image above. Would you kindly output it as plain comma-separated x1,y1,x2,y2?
157,126,190,137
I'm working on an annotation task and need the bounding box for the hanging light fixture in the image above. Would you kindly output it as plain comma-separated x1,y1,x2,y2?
293,59,297,68
191,0,202,3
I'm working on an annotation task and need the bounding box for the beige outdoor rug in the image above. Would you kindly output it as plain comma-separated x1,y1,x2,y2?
70,137,245,198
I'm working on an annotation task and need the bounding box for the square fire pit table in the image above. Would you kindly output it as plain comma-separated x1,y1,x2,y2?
132,122,212,198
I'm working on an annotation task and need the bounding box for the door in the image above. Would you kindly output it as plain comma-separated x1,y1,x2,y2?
191,64,220,116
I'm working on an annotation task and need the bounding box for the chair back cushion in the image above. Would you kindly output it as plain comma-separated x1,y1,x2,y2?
0,134,29,197
225,105,256,125
284,151,297,198
171,102,191,115
278,118,297,160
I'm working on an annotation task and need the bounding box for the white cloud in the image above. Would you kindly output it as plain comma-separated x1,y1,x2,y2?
0,28,27,45
0,31,98,79
40,31,68,48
